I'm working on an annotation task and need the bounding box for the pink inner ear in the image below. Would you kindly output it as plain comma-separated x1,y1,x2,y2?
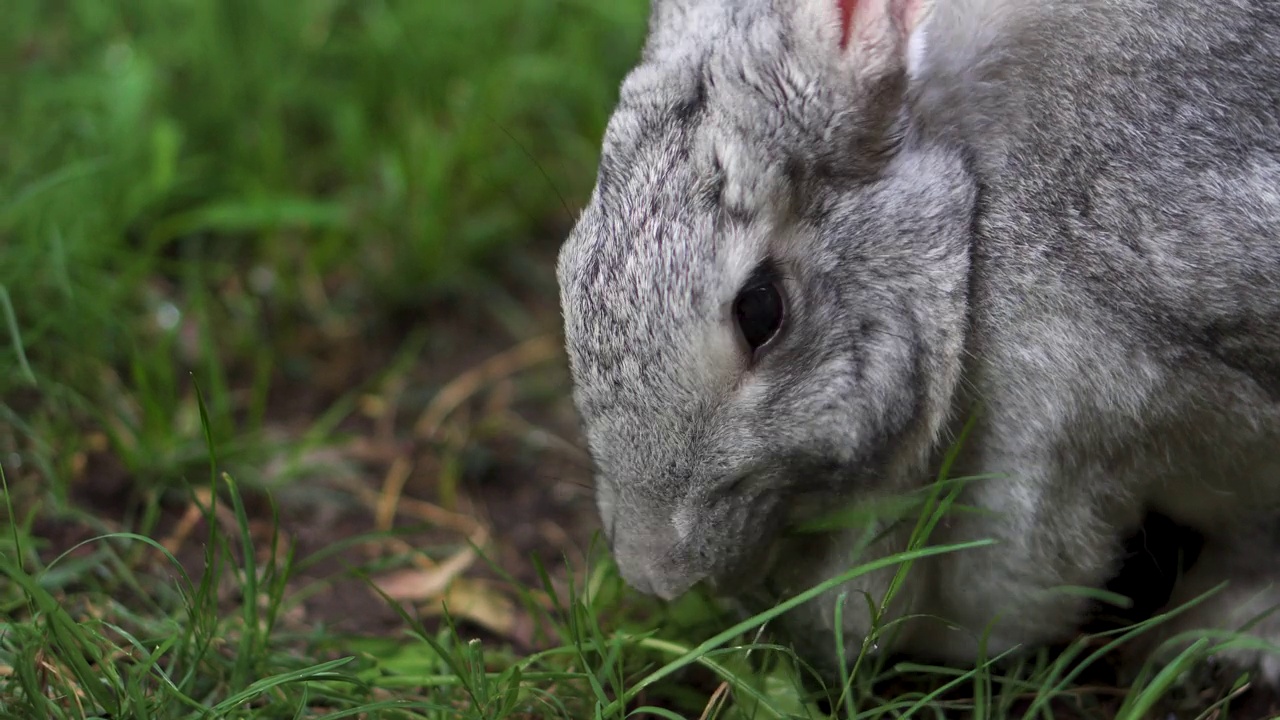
838,0,859,49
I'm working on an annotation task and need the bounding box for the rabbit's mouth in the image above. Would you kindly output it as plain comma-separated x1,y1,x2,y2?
704,532,874,626
699,495,872,600
705,532,846,602
703,541,783,597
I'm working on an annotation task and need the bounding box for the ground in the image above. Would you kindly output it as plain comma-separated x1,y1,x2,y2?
40,276,599,643
4,2,1280,718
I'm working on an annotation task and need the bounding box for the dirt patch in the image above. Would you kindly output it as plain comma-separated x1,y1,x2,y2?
21,247,599,652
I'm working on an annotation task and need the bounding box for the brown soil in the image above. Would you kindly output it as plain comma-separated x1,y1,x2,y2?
23,249,600,650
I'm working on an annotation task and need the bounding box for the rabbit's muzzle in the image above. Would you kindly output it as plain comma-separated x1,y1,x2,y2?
609,489,784,601
611,532,706,600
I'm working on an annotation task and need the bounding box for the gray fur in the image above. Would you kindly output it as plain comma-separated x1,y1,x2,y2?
557,0,1280,681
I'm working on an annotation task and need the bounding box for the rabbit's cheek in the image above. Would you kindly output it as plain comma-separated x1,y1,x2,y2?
684,493,788,591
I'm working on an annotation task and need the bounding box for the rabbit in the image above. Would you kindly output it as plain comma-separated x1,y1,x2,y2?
556,0,1280,688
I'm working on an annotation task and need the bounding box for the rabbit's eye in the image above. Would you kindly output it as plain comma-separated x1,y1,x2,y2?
733,271,785,354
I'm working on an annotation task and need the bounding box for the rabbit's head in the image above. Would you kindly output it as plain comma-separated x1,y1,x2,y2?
558,0,975,600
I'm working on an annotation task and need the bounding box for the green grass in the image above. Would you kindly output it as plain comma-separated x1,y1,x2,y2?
1,1,1275,718
2,0,641,488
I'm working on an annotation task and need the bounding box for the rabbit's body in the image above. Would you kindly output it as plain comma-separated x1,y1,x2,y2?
558,0,1280,682
893,0,1280,667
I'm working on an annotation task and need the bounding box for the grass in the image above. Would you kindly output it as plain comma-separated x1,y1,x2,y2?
2,1,1277,718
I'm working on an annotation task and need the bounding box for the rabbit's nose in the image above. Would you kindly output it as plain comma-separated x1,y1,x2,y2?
648,563,704,601
612,529,705,600
620,557,703,601
618,562,656,596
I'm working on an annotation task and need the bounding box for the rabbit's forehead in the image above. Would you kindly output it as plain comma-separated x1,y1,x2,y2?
559,164,764,427
561,177,755,389
564,98,776,317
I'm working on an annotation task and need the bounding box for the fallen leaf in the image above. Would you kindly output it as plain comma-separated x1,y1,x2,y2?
419,578,517,638
372,546,476,601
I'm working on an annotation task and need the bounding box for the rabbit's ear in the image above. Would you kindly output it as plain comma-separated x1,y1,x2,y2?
839,0,928,48
778,0,933,176
801,0,931,77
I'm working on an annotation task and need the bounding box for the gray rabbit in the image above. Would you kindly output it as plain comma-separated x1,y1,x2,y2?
556,0,1280,686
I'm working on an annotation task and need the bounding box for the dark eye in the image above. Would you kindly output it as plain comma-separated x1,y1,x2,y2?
733,270,785,353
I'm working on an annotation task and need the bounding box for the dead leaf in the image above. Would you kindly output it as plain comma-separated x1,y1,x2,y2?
419,578,517,638
372,545,477,602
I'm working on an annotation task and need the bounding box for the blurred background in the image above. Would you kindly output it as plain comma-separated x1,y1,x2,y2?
0,2,760,716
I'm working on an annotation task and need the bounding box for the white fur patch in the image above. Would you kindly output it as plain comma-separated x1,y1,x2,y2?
907,19,929,79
